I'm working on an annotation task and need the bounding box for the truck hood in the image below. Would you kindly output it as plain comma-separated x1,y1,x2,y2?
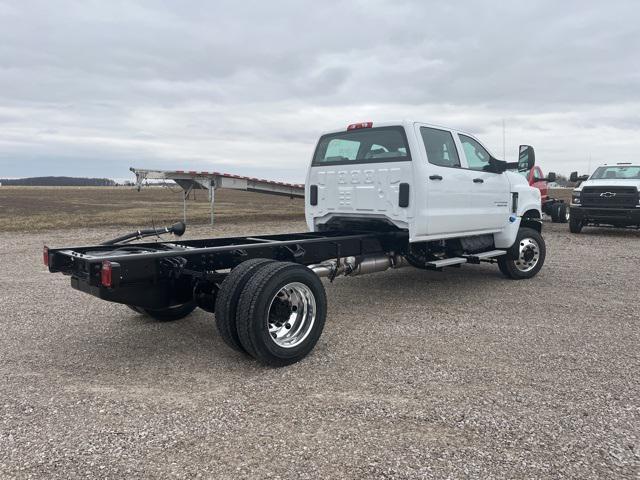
575,179,640,191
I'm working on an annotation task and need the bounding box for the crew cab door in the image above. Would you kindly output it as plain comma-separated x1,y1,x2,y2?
456,133,511,231
412,125,511,240
412,125,476,238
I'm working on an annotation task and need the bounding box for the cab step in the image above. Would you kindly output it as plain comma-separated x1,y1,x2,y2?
426,257,467,268
463,249,507,264
425,250,507,269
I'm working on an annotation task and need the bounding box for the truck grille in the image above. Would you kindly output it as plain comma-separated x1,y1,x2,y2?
581,186,639,208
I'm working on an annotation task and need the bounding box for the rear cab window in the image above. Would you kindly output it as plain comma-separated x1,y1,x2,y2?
312,126,411,166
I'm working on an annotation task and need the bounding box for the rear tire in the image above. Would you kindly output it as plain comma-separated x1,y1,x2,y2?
236,262,327,367
214,258,275,352
497,227,546,280
569,215,583,233
130,302,197,321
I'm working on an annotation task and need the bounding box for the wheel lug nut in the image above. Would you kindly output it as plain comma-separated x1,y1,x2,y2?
285,323,291,329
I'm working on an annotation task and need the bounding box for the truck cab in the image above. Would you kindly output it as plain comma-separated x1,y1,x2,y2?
569,163,640,233
306,121,542,250
525,166,549,202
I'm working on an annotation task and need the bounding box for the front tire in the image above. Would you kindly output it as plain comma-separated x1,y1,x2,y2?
569,215,583,233
497,227,546,280
236,262,327,367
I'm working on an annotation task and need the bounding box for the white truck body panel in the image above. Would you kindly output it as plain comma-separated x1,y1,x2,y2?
306,121,541,249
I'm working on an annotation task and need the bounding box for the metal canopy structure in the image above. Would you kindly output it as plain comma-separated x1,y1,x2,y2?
130,168,305,225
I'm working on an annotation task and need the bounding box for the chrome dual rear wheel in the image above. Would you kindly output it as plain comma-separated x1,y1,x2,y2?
227,261,327,367
268,282,317,349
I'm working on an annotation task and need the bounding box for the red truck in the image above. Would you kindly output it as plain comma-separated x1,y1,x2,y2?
521,167,568,223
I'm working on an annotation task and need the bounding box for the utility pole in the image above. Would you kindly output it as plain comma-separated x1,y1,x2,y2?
502,119,506,159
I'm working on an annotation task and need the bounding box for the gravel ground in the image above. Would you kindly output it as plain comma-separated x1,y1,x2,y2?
0,221,638,479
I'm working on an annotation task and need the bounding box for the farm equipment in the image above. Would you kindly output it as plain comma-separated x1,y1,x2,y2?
45,121,546,366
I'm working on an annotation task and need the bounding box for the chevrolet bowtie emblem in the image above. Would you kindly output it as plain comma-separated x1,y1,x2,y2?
600,192,616,198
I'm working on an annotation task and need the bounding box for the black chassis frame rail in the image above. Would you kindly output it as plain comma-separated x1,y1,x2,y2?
46,230,409,310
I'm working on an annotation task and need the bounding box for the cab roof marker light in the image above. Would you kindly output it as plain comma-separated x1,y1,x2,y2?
347,122,373,131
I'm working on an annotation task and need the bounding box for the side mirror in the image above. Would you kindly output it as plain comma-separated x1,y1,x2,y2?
546,172,557,183
518,145,535,172
569,171,578,183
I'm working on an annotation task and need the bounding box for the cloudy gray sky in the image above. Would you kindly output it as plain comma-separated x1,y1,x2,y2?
1,0,639,182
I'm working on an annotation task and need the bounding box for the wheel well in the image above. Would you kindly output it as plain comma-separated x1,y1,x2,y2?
522,209,542,232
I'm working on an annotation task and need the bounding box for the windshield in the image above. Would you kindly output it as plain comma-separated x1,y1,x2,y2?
312,126,410,165
590,166,640,180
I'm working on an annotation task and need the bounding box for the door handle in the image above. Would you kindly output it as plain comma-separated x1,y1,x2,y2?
429,175,443,181
473,178,484,183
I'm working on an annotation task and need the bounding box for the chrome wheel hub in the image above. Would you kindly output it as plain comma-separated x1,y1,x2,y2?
267,282,316,348
515,238,541,272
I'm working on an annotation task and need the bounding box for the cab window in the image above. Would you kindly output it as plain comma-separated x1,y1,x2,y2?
324,139,360,161
313,126,411,165
420,127,460,168
533,168,543,181
459,134,491,171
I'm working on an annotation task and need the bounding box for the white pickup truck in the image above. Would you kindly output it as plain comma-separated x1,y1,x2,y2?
569,163,640,233
45,121,546,366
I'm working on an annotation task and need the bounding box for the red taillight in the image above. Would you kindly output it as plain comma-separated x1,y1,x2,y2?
43,246,49,267
101,260,113,287
347,122,373,130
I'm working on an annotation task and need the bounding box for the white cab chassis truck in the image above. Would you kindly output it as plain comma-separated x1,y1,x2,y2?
45,121,546,367
569,163,640,233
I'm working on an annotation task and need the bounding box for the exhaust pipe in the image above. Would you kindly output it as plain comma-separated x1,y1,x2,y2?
310,253,407,279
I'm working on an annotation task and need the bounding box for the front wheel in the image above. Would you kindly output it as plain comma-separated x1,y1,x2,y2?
497,228,546,280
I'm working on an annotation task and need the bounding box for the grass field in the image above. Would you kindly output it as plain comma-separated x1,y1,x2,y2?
0,186,571,232
0,186,305,232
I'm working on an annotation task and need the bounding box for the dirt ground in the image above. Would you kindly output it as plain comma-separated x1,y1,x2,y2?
0,186,305,232
0,218,638,479
0,186,570,233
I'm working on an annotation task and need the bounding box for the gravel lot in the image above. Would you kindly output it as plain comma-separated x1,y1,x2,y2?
1,221,638,479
